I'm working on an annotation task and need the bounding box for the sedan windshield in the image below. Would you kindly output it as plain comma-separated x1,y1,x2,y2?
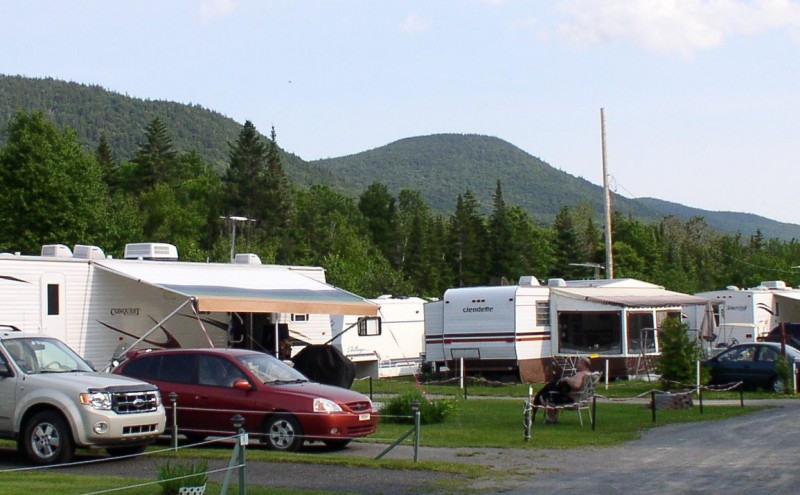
237,353,309,384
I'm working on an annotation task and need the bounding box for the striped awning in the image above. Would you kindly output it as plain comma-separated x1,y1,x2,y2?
93,259,379,316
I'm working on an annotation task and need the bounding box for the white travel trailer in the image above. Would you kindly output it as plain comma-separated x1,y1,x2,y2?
0,243,378,369
687,281,800,347
329,295,426,379
425,276,708,382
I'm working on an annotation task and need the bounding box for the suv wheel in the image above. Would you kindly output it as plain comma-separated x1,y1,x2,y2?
262,414,304,451
20,411,74,465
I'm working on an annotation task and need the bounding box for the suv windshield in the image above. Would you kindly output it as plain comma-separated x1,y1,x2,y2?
237,353,309,384
1,337,93,374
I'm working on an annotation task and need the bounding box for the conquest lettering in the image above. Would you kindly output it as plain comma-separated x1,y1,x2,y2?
110,307,141,316
463,306,493,313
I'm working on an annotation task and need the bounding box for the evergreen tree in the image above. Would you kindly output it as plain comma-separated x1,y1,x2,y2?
488,180,523,283
358,183,399,268
224,120,267,219
96,133,120,193
447,190,489,287
553,206,583,279
127,117,178,191
261,126,294,242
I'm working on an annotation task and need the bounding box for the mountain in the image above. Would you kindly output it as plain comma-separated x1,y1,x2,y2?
1,74,798,240
311,134,800,240
0,74,341,187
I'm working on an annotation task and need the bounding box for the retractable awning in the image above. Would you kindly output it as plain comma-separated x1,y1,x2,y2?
93,259,379,316
552,287,709,308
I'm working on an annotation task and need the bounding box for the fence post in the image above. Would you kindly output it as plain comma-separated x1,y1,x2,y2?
699,385,703,414
220,414,247,495
523,386,532,441
169,392,178,452
651,391,656,422
412,400,420,462
234,414,247,495
369,376,373,401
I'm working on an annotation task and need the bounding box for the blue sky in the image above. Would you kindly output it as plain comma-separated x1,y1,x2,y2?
2,0,800,225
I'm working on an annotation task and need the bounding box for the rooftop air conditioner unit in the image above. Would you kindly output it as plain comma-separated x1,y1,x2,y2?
73,245,106,260
761,281,787,290
233,253,262,265
518,276,540,286
41,244,72,258
123,243,178,261
547,278,567,287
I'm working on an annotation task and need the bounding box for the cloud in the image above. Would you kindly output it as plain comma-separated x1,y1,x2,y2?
552,0,800,56
400,13,429,34
199,0,236,21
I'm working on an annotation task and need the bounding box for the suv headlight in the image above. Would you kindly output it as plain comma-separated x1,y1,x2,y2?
313,398,343,413
80,392,113,410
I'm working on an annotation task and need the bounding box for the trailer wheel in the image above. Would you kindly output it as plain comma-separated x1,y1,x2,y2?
20,411,74,465
262,414,304,451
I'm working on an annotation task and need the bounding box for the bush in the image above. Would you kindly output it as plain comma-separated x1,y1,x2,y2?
380,391,458,424
775,353,790,394
157,460,208,494
656,317,706,390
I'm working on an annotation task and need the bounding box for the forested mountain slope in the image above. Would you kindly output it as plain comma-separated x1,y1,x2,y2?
2,74,797,240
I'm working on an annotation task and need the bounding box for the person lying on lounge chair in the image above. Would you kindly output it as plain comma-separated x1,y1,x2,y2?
534,357,592,423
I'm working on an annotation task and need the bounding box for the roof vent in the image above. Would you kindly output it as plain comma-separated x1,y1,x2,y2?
518,276,540,286
547,278,567,287
73,245,105,259
123,243,178,261
41,244,72,258
233,253,262,265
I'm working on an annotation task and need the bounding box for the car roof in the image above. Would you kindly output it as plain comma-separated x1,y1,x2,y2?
126,347,263,359
726,341,800,355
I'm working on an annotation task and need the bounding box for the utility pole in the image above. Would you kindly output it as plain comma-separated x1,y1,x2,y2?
221,215,255,262
601,108,614,279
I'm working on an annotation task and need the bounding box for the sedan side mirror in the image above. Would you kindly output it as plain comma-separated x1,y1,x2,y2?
232,379,253,391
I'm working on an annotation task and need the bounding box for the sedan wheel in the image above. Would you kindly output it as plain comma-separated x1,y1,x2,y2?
263,414,304,452
771,376,786,394
20,411,74,465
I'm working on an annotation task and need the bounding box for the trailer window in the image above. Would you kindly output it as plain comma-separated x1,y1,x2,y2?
536,301,550,326
357,317,381,337
627,312,656,354
291,314,309,322
558,311,621,355
46,284,59,316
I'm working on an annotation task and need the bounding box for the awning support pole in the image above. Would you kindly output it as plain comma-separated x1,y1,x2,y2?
189,302,215,348
115,298,194,358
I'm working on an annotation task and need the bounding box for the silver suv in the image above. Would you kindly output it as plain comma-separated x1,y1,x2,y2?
0,331,166,464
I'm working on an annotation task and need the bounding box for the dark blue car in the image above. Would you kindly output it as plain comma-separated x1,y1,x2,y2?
702,342,800,393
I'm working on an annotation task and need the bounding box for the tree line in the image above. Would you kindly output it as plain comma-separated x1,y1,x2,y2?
0,110,798,299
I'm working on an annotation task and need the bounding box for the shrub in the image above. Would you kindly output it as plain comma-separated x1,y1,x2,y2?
157,460,208,494
775,353,790,394
656,317,706,390
380,391,457,424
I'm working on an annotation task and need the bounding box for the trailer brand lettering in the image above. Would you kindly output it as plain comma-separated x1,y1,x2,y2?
726,305,748,312
463,306,493,313
110,307,140,316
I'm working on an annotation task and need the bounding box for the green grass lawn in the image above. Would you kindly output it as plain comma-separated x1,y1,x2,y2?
0,380,775,494
351,375,797,400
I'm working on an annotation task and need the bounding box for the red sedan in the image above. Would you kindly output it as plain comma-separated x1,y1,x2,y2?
113,348,377,451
